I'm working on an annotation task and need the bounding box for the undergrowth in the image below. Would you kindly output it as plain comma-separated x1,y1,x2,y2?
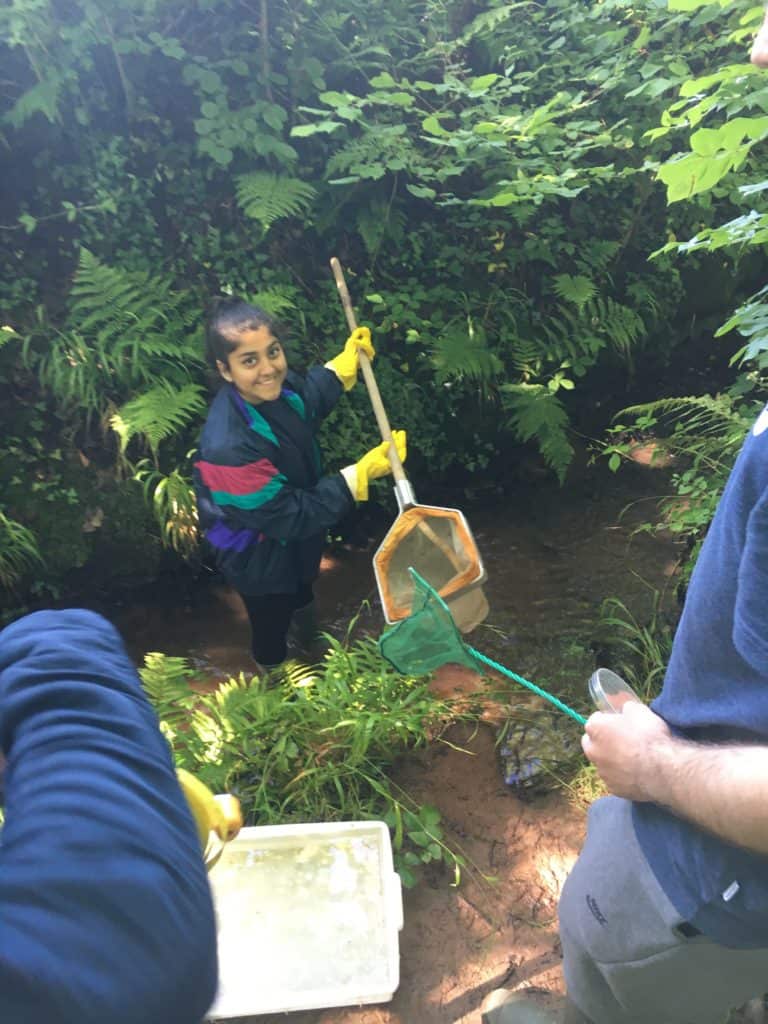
142,635,481,887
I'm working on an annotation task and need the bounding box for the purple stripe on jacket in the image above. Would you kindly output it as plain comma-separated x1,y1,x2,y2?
205,520,260,553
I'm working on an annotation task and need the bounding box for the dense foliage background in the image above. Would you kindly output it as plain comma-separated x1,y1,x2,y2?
2,0,767,611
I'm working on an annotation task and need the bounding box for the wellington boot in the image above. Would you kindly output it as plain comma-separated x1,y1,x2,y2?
250,658,284,685
290,601,319,649
290,601,330,655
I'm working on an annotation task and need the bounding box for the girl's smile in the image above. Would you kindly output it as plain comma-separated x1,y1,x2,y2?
217,325,288,405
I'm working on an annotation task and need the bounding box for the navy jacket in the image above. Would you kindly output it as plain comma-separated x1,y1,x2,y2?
194,367,354,596
0,609,217,1023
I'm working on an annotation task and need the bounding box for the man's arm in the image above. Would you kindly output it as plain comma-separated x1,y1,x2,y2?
0,609,217,1024
582,701,768,855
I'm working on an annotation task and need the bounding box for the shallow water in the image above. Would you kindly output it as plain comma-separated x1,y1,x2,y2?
210,833,393,1013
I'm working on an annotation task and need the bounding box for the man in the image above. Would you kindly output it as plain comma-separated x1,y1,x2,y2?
0,608,218,1023
484,400,768,1024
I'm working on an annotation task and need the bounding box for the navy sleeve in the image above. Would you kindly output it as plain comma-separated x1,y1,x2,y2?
217,463,354,542
0,609,217,1024
302,365,344,423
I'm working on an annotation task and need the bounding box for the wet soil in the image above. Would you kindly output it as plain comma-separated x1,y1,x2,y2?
117,458,684,1023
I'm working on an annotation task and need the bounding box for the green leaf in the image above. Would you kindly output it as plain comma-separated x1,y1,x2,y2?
419,805,441,828
370,72,397,88
469,73,499,92
398,866,418,889
422,115,449,136
552,274,597,308
19,214,37,234
290,120,343,137
406,184,437,199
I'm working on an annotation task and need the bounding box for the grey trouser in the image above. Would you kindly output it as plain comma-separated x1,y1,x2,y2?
559,796,768,1024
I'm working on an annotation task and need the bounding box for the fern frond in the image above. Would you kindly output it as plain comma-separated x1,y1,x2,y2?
619,395,750,447
552,274,596,308
539,308,603,362
235,172,316,230
35,251,201,421
430,320,502,386
326,125,417,182
507,336,542,376
0,511,42,590
356,199,407,255
585,297,645,358
576,241,619,273
111,382,206,456
135,460,199,558
502,384,574,482
459,4,516,42
245,285,300,318
140,651,197,708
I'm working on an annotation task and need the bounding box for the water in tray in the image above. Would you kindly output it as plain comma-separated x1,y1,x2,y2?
211,833,390,999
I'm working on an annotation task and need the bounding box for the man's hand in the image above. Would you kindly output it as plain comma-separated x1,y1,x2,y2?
584,698,768,856
582,701,673,802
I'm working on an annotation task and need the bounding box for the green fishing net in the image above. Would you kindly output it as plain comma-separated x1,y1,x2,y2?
379,568,478,675
379,567,586,726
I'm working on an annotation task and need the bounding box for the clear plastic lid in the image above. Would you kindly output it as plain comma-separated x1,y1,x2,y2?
588,668,642,714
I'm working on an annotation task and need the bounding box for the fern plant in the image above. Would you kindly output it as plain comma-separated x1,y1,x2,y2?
552,273,597,309
135,459,199,558
355,198,407,257
141,638,473,887
27,250,203,421
0,510,42,590
430,319,503,389
604,393,759,575
244,285,300,319
235,172,317,232
501,383,574,482
140,638,457,822
110,382,206,459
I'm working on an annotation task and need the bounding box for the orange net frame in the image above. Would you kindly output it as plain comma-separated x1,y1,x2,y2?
373,504,484,622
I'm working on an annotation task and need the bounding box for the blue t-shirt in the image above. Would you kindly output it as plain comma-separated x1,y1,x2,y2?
633,404,768,948
0,609,218,1022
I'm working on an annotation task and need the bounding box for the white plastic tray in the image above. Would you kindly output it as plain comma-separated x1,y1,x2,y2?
207,820,403,1019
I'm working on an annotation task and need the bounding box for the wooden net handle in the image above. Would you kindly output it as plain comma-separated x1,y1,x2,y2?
330,258,467,576
330,257,407,484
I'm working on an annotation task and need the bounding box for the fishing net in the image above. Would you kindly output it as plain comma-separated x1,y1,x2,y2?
379,568,586,725
378,568,478,675
373,506,482,623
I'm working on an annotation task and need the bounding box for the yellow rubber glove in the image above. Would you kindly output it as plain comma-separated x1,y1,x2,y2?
177,768,243,871
325,326,375,391
341,431,407,502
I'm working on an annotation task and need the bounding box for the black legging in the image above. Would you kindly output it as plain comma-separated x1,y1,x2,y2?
240,583,314,666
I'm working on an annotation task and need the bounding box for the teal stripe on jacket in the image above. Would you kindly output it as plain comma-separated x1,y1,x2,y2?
211,474,286,509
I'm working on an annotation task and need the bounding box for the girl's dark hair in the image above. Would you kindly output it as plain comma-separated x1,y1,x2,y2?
205,296,277,369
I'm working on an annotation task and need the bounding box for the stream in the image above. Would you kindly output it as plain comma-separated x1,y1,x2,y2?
116,455,681,718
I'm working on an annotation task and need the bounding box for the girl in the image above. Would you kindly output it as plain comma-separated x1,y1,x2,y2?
194,297,406,669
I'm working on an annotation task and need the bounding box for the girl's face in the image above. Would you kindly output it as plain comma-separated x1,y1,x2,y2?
217,325,288,405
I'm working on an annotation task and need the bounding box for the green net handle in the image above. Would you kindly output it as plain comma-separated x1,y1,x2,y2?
468,647,587,726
